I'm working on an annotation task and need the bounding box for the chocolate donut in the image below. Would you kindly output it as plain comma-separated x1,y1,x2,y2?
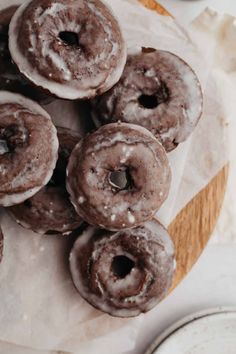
9,0,127,100
92,49,203,151
0,6,51,103
67,123,171,230
0,91,58,207
69,219,175,317
9,127,82,235
0,226,3,264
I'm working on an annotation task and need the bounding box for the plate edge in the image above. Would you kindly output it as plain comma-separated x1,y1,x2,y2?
144,306,236,354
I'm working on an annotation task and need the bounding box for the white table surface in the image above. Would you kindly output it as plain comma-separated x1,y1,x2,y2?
127,0,236,353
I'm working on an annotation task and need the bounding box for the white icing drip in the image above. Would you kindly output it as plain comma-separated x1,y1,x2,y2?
122,99,139,118
110,268,138,294
28,20,37,51
95,273,105,295
123,271,153,303
78,196,85,204
87,1,119,62
89,124,157,154
88,131,125,154
111,202,129,215
173,58,202,125
41,43,72,81
127,211,135,224
132,197,148,212
36,3,66,26
160,126,179,140
111,214,116,222
85,170,99,188
145,68,156,77
120,146,133,163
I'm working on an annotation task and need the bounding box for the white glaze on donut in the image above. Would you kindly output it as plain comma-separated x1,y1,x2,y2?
66,123,171,230
69,219,175,317
0,5,52,103
8,126,82,234
0,91,58,206
92,49,203,151
9,0,127,99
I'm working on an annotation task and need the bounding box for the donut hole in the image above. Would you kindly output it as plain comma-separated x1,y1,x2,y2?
138,84,170,109
111,255,135,278
138,94,159,109
59,31,80,47
109,169,133,191
0,124,28,153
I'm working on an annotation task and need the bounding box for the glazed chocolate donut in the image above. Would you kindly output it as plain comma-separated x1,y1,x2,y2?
67,123,171,230
9,0,127,100
0,91,58,207
9,127,82,235
0,6,51,103
92,49,203,152
0,226,3,264
69,219,175,317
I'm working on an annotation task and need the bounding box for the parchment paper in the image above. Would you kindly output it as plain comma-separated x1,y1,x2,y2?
188,8,236,244
0,1,229,354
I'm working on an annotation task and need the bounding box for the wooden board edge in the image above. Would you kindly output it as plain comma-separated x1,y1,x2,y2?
169,164,229,290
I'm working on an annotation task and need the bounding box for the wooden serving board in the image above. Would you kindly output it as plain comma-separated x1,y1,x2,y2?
139,0,229,291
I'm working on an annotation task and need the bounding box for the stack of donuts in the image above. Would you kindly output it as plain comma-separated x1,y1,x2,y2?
0,0,203,317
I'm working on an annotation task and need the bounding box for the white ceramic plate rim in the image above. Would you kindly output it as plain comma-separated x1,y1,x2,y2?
144,306,236,354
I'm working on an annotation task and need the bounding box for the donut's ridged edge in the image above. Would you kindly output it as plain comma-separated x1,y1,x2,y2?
69,220,175,317
0,91,59,207
8,0,127,100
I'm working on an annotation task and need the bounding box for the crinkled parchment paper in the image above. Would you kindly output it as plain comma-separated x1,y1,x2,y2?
0,1,229,353
189,8,236,244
